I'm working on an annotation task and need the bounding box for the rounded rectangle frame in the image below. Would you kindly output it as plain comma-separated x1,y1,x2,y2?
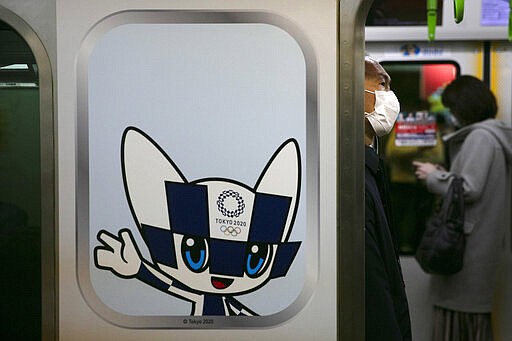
76,10,319,329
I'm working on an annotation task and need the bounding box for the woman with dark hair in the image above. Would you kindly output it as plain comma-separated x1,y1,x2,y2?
413,75,512,341
441,75,498,126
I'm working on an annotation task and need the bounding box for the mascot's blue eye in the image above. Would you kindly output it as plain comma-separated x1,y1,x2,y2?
245,243,272,278
181,236,208,273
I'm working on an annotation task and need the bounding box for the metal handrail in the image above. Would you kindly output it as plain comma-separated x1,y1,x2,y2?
428,0,465,41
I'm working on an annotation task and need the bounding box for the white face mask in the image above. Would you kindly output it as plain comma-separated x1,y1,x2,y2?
364,89,400,137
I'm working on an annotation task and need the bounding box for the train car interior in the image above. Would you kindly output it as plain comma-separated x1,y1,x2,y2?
0,0,511,340
366,1,512,340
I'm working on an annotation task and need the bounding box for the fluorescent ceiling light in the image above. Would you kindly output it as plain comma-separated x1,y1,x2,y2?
0,64,29,70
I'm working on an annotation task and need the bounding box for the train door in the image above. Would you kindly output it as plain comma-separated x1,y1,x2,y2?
366,41,484,341
0,7,54,341
56,0,362,340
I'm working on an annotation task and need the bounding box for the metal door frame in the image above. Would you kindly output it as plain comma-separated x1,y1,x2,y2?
338,0,371,340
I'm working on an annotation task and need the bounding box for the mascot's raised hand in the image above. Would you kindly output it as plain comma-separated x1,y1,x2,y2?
95,228,142,278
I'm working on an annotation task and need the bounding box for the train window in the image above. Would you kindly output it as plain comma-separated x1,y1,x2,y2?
0,20,41,339
0,63,38,87
77,12,317,328
379,61,459,255
366,0,443,26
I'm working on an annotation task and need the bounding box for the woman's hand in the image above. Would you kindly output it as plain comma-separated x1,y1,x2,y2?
412,161,444,180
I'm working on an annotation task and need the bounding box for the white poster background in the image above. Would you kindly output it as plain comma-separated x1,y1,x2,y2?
88,23,307,316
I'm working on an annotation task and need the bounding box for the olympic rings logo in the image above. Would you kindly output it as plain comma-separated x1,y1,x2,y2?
220,225,242,237
217,190,245,218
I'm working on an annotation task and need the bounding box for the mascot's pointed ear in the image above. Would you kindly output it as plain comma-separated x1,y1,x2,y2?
254,139,301,242
122,127,186,230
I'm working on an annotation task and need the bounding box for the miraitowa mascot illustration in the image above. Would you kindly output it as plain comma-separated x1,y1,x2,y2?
94,127,302,316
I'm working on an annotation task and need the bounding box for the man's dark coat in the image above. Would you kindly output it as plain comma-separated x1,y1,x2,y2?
365,146,412,341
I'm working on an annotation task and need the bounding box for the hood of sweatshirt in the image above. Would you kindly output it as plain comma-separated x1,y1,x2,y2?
443,119,512,165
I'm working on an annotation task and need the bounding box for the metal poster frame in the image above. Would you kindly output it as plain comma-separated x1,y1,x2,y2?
76,10,319,329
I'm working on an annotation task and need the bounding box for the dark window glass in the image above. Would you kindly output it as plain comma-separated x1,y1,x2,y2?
0,20,41,340
366,0,443,26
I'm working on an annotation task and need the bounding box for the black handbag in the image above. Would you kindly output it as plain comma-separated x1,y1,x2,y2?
415,175,465,275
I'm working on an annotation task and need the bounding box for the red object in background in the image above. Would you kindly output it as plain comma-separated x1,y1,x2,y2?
395,112,438,147
421,64,457,99
396,122,437,135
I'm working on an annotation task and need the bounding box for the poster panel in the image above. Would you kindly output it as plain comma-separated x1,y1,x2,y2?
76,11,318,328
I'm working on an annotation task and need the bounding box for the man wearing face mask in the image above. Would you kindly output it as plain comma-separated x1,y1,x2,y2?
364,56,412,341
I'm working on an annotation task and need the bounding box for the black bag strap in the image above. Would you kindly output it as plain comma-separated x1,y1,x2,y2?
441,175,465,224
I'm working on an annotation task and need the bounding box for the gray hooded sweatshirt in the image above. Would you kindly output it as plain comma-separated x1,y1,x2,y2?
425,118,512,313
